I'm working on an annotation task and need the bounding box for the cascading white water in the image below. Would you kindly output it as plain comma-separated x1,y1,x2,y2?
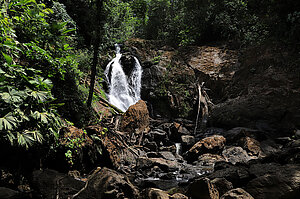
104,44,143,112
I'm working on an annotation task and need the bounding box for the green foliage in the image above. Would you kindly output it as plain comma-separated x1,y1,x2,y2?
102,0,139,47
0,0,79,149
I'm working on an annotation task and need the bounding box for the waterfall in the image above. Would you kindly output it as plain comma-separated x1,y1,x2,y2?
104,44,143,112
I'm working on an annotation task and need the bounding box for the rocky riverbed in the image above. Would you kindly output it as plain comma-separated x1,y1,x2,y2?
1,39,300,199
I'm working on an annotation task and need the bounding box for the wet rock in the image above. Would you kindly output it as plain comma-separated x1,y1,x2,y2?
32,169,84,199
185,135,226,162
79,167,139,199
0,187,19,199
211,178,233,196
136,157,179,172
142,188,170,199
222,147,251,165
186,177,219,199
170,193,188,199
220,188,254,199
120,100,150,133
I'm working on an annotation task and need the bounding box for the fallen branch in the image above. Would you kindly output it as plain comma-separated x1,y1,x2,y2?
194,83,203,134
194,82,211,134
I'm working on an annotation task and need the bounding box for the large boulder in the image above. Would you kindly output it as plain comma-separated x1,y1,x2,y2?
170,193,188,199
245,164,300,199
185,135,226,162
0,187,19,199
120,100,150,133
186,177,219,199
208,162,250,187
209,44,300,132
141,188,170,199
211,178,233,196
136,157,180,172
86,125,146,170
79,167,139,199
32,169,84,199
222,147,251,165
220,188,254,199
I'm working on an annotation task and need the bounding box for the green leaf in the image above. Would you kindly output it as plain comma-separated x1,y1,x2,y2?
0,89,25,104
28,89,49,102
32,111,49,123
2,52,13,64
62,28,76,35
0,113,17,130
6,131,16,145
17,132,34,149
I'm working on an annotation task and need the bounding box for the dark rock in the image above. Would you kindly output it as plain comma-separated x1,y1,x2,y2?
32,169,84,199
144,139,158,152
120,54,136,76
208,163,250,187
0,187,19,199
88,126,146,169
197,154,225,172
79,167,139,199
159,151,176,161
147,152,160,158
181,135,196,149
169,122,191,142
150,130,168,144
186,177,219,199
120,100,150,133
211,178,233,196
136,157,179,172
185,135,226,162
246,164,300,199
222,147,251,165
159,145,177,154
223,127,265,144
209,88,300,132
259,139,282,157
220,188,254,199
288,139,300,148
275,137,292,145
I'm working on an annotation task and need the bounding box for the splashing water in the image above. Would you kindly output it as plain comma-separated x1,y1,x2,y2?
104,44,143,112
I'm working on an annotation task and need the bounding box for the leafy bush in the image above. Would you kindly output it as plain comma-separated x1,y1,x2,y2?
0,0,78,148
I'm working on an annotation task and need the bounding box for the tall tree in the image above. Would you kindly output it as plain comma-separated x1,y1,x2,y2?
58,0,104,107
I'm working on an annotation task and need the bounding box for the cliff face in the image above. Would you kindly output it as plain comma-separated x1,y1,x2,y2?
124,39,300,133
124,38,239,119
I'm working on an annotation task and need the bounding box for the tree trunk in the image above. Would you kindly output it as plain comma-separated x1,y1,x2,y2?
86,0,103,108
87,40,100,107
